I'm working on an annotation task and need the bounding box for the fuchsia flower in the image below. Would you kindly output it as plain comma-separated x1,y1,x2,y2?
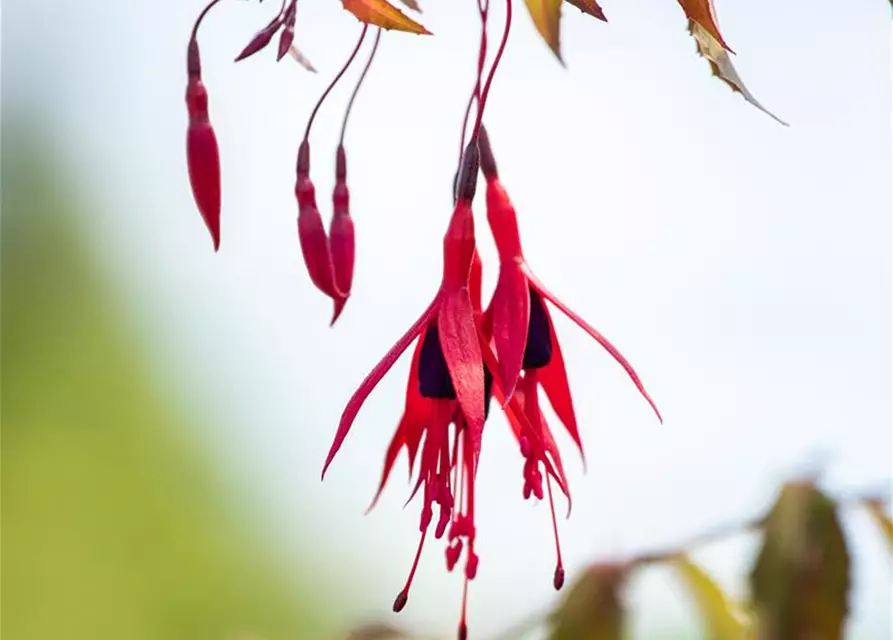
478,127,662,425
323,147,492,639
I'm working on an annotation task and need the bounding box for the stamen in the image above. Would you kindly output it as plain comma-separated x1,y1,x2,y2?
458,575,470,640
546,473,565,590
394,528,428,612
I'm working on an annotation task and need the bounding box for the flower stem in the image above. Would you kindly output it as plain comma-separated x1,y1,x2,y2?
339,28,382,146
303,24,369,143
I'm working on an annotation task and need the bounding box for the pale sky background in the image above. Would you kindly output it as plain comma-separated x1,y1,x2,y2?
4,0,892,637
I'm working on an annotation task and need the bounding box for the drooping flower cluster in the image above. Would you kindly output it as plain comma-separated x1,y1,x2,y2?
182,1,663,637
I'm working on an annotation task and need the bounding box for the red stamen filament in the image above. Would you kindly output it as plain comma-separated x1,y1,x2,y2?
394,527,428,612
340,27,382,145
546,472,565,590
458,575,470,640
303,24,369,143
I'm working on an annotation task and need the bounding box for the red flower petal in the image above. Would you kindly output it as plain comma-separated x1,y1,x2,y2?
537,304,585,463
491,263,530,399
524,265,663,423
322,300,438,478
438,291,485,463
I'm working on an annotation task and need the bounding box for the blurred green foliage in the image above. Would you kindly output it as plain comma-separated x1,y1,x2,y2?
1,128,329,640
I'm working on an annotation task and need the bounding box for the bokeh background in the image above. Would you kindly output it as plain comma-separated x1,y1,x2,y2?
2,1,891,638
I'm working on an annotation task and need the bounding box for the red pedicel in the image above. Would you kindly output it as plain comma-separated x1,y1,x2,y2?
186,39,221,251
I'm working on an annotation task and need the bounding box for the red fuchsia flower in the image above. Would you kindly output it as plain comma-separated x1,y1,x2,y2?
478,126,663,426
185,1,224,251
473,126,662,592
322,146,493,639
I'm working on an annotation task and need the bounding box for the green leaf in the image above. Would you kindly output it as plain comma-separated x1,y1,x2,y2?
671,554,749,640
548,563,627,640
749,481,851,640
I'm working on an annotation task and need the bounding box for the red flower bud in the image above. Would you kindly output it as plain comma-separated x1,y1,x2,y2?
295,142,345,309
185,40,221,251
235,16,283,62
276,1,297,61
329,145,355,323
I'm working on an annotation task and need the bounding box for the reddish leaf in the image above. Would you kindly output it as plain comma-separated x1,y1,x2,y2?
342,0,431,34
677,0,733,52
565,0,606,21
689,21,788,126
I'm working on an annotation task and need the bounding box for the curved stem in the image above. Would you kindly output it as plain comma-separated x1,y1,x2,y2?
303,24,369,143
469,0,512,143
457,0,490,165
190,0,226,43
339,28,382,145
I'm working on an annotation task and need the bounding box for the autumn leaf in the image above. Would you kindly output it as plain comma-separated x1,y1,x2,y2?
565,0,606,22
677,0,733,52
689,21,788,126
525,0,565,63
864,498,893,553
749,481,851,640
342,0,431,35
548,562,627,640
671,554,749,640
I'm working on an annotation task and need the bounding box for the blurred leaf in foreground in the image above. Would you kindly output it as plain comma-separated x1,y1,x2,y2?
1,120,329,640
670,554,749,640
749,481,850,640
548,562,628,640
863,498,893,553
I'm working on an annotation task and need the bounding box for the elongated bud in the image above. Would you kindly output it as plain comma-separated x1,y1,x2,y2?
186,40,221,251
329,144,354,324
235,18,282,61
297,194,342,301
295,141,344,307
478,126,498,179
277,2,297,61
